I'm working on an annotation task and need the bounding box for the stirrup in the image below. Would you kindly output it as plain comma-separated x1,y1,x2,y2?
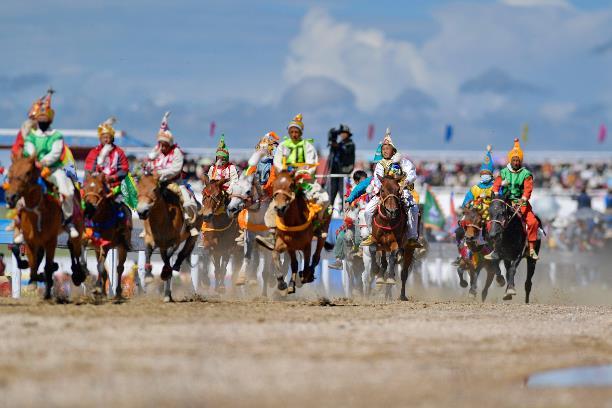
360,235,375,247
483,251,498,260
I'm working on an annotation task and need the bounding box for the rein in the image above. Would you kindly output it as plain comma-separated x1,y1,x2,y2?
275,201,320,232
373,193,403,231
201,217,235,232
489,198,521,229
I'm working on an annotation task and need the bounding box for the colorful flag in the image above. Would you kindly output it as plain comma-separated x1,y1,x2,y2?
209,121,216,138
445,125,453,143
120,173,139,210
521,123,529,143
423,187,446,230
367,124,375,141
598,124,607,143
449,191,458,234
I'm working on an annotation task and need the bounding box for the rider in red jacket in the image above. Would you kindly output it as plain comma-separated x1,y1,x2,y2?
84,117,129,188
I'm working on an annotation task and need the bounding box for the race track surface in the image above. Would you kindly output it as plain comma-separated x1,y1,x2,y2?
1,297,610,407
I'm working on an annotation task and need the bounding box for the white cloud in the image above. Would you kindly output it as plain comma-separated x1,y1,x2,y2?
284,8,430,111
501,0,572,9
540,102,577,122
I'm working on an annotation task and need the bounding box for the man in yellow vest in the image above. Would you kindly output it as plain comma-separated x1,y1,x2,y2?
256,113,329,250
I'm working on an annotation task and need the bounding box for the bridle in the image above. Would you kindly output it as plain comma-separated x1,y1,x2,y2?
375,192,403,231
489,198,521,230
83,176,112,208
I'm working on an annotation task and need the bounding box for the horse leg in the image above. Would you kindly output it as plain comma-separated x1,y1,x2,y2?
399,250,413,301
481,263,495,302
468,267,478,298
25,244,42,287
287,251,299,294
68,240,87,287
525,258,536,304
95,246,109,297
272,250,287,293
504,259,520,300
457,266,468,288
301,243,313,285
144,244,154,282
172,236,196,272
114,245,127,301
159,248,173,281
43,242,57,301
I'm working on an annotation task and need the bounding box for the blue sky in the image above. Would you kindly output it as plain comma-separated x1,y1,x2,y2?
2,0,612,152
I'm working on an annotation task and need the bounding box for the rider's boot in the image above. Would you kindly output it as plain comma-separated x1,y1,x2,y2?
328,259,343,270
256,229,277,251
528,242,539,260
483,250,498,260
360,234,376,247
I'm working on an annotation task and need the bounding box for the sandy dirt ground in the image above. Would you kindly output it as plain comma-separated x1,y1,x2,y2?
0,294,611,407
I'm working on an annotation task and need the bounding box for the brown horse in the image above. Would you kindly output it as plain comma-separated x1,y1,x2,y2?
5,155,88,299
200,176,242,293
136,173,202,302
459,207,505,301
268,171,330,294
82,172,133,300
368,175,415,301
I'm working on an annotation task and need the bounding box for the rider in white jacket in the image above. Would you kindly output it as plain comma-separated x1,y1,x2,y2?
361,128,421,248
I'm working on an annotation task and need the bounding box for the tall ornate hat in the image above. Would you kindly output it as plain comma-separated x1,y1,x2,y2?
507,138,523,162
381,127,397,151
97,116,117,140
157,111,173,144
287,113,304,132
28,88,55,121
480,145,494,174
216,134,229,159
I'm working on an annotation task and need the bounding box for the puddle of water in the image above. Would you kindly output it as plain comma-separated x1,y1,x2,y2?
527,365,612,388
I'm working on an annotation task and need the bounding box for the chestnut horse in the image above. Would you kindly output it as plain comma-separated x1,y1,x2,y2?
458,207,505,301
82,172,133,300
5,155,88,299
136,173,202,302
367,175,415,301
200,176,242,293
269,171,331,295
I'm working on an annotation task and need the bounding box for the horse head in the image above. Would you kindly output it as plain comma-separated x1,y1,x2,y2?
200,177,228,221
378,175,401,220
5,155,39,208
136,173,160,220
82,172,110,218
488,194,510,242
272,171,296,217
226,172,257,218
462,207,483,244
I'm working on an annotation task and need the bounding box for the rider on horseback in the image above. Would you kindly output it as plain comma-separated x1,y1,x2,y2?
453,145,496,266
487,138,539,260
21,89,79,240
361,128,422,248
84,117,131,225
208,134,239,193
147,112,199,237
255,113,330,250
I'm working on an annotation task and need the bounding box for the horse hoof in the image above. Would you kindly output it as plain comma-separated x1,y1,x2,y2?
459,279,468,288
235,275,247,286
277,280,287,291
503,294,513,301
506,287,517,296
288,282,296,294
469,289,477,298
163,295,174,303
385,278,396,285
496,275,506,287
215,286,226,294
399,295,409,301
375,277,385,286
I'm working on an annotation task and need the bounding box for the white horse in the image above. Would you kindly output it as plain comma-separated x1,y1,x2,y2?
226,150,276,297
341,204,373,297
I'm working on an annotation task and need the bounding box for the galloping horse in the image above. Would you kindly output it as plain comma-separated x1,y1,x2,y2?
366,175,415,301
459,207,505,301
200,175,242,294
269,170,331,294
226,171,275,296
136,172,202,302
5,155,88,299
488,195,540,303
82,172,132,299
